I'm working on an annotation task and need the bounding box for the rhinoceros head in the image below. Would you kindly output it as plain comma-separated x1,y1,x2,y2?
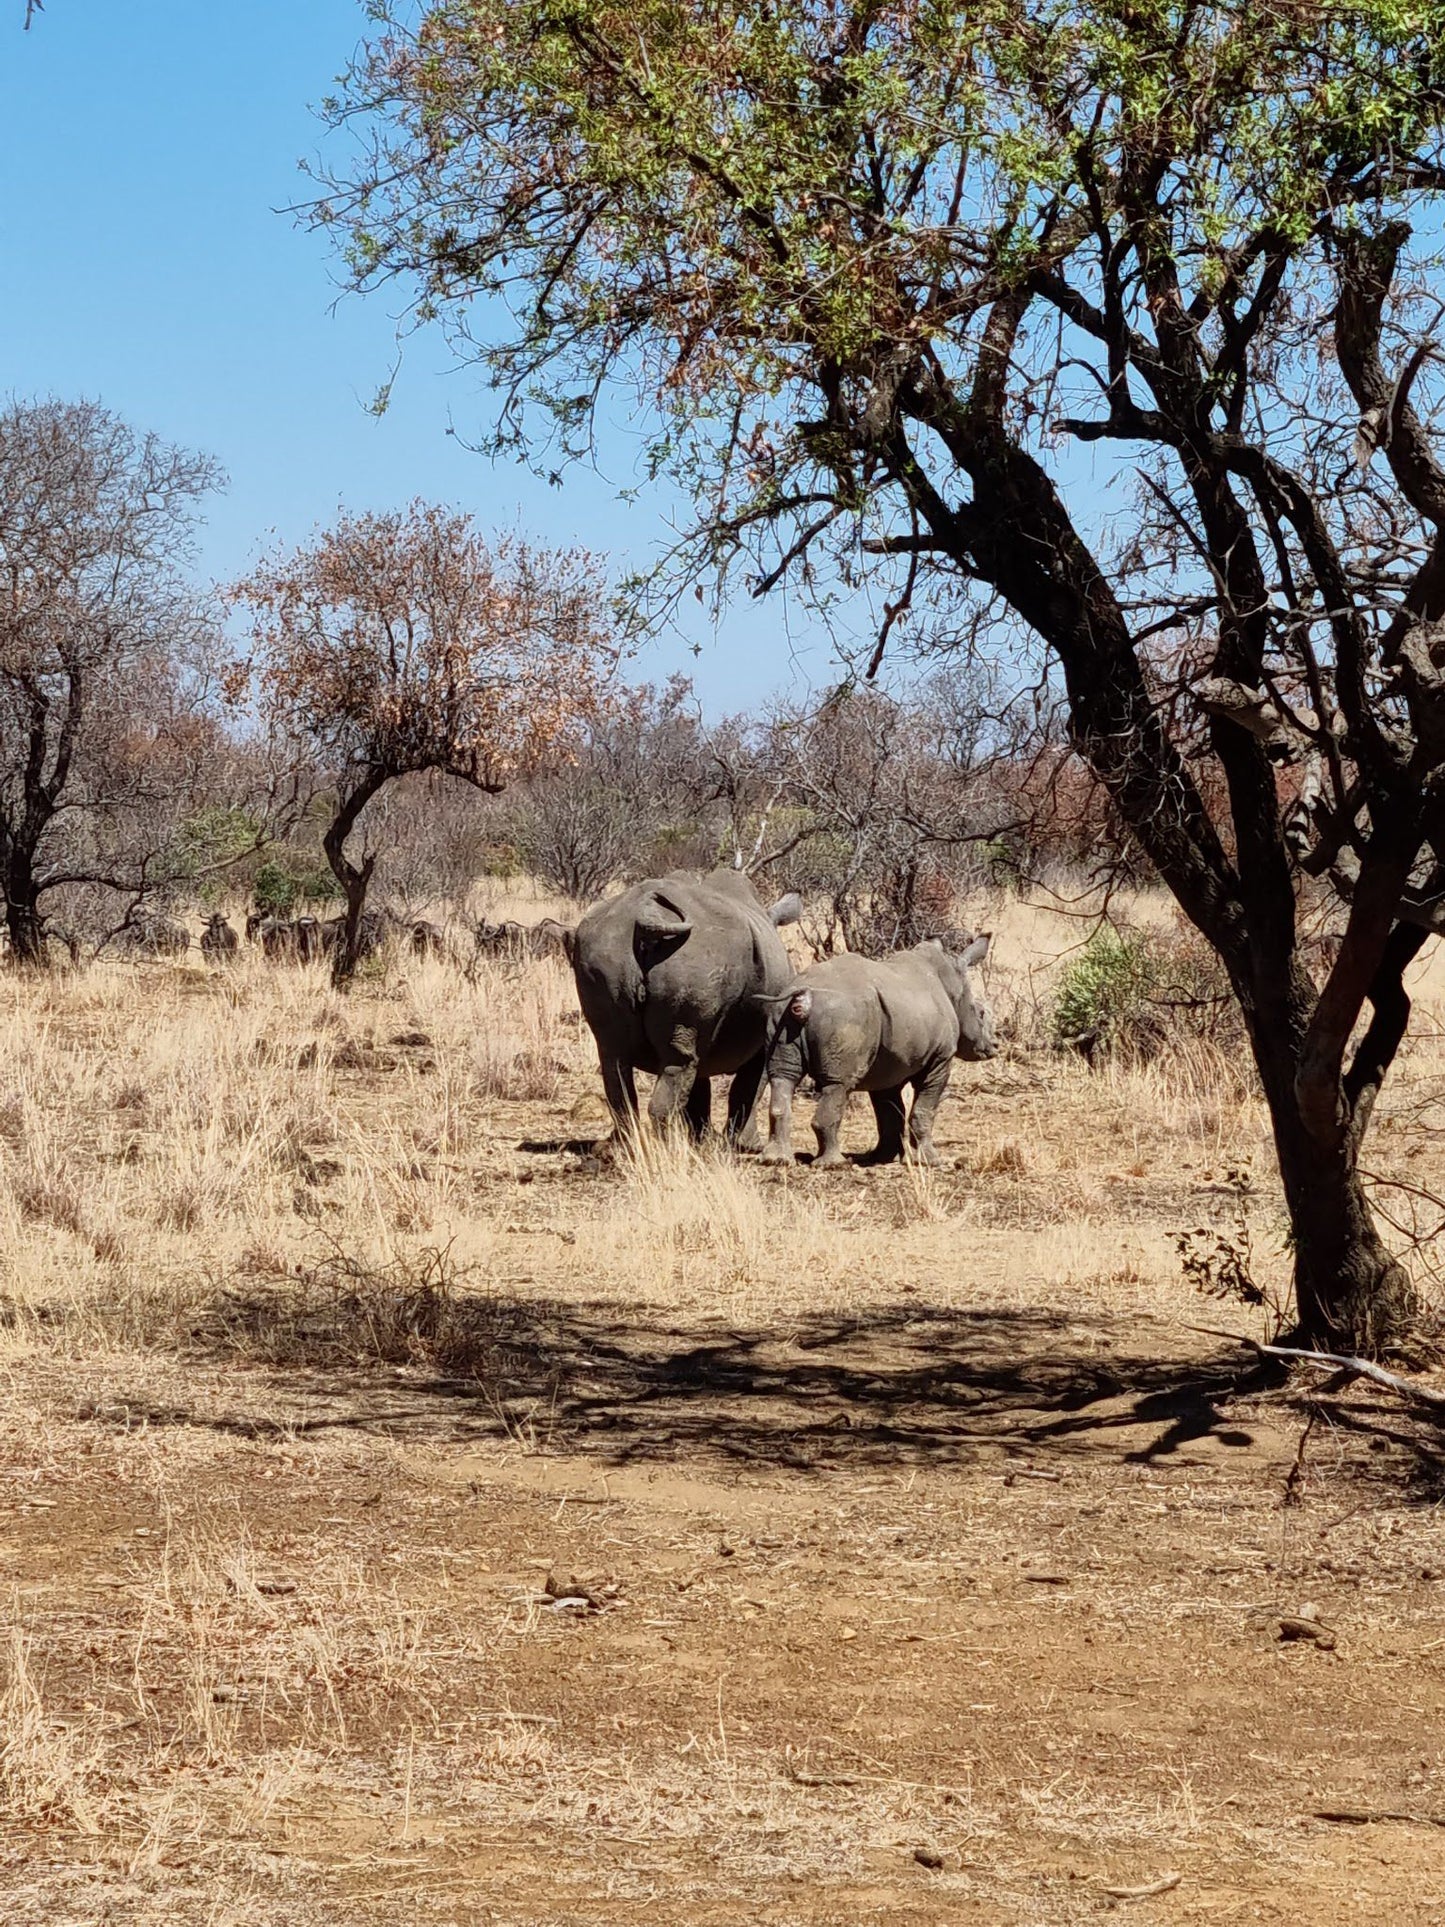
950,933,998,1061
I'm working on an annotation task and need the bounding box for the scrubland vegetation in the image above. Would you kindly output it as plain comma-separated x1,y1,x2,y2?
13,2,1445,1912
3,894,1445,1922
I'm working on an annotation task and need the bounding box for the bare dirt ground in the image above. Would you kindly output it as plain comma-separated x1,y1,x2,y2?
3,896,1445,1924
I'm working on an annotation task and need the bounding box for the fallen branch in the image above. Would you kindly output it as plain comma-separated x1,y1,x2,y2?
1253,1341,1445,1407
1102,1872,1182,1899
1185,1325,1445,1409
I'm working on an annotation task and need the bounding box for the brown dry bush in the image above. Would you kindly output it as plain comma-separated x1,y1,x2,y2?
203,1236,540,1384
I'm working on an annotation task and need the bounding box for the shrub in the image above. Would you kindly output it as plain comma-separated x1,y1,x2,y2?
251,860,299,916
1053,928,1161,1054
1053,921,1240,1061
251,854,343,916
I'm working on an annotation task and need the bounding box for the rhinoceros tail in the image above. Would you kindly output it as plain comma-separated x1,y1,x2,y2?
634,889,693,940
757,983,810,1010
764,982,814,1086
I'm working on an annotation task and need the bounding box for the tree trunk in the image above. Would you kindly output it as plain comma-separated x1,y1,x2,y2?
1250,1015,1416,1355
330,866,374,988
322,772,387,990
3,846,47,968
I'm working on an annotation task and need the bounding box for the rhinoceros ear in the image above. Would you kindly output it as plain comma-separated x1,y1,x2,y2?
768,892,803,928
962,933,991,968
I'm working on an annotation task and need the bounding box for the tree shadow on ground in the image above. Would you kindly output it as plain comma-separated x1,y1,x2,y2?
94,1287,1445,1476
88,1290,1445,1490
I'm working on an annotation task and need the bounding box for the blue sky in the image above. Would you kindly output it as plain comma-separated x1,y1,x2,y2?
0,0,844,712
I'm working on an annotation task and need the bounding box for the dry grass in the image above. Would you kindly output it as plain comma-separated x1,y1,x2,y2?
1,892,1445,1922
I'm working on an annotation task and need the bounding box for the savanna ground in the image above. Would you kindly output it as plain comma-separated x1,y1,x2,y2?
3,889,1445,1925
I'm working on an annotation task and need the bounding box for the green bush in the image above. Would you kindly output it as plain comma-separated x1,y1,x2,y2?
252,855,343,916
250,862,296,916
170,807,261,891
1052,921,1240,1060
1052,928,1161,1052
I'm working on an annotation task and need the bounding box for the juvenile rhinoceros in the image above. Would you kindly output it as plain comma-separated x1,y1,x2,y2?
570,868,802,1141
761,936,996,1168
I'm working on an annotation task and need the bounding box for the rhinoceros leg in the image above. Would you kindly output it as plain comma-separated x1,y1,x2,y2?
648,1055,698,1132
759,1072,797,1163
724,1049,767,1150
685,1077,712,1140
861,1087,907,1165
810,1082,850,1168
905,1057,952,1165
600,1054,640,1137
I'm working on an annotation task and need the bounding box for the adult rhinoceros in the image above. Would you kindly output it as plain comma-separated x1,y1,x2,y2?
569,867,802,1142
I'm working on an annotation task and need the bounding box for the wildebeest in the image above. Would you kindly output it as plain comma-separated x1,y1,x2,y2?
258,917,299,960
569,867,802,1141
529,917,573,959
251,908,383,963
292,915,323,962
119,914,190,958
471,916,575,964
200,912,239,964
320,909,387,961
472,917,529,961
762,936,995,1167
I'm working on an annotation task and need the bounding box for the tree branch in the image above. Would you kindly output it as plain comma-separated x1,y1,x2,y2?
1335,225,1445,527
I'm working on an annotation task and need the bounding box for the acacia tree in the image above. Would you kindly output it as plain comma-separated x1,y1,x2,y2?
237,504,615,982
318,1,1445,1354
0,399,224,963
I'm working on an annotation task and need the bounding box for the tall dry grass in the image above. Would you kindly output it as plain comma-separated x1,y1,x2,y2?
0,942,598,1360
0,885,1439,1375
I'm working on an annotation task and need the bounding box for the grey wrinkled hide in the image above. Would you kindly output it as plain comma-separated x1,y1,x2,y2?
571,867,801,1142
762,936,995,1168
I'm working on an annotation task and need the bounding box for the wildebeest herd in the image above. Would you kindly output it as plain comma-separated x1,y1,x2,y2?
95,907,574,969
24,868,994,1168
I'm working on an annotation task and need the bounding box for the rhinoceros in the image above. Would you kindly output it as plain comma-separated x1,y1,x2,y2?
569,868,802,1141
761,936,996,1167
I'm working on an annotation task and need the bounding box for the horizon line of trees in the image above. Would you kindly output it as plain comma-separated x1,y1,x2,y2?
0,393,1140,982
